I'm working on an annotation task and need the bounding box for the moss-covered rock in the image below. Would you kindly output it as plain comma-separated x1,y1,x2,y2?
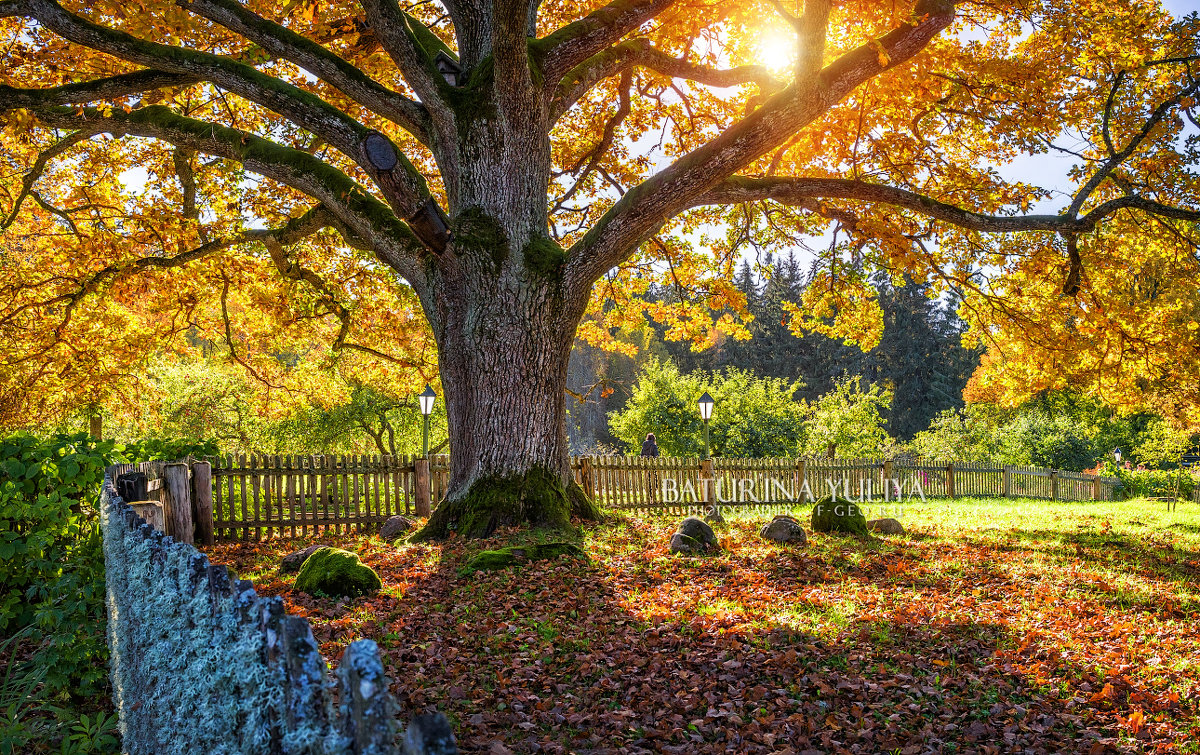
292,547,382,598
810,496,869,536
463,542,588,573
867,518,906,535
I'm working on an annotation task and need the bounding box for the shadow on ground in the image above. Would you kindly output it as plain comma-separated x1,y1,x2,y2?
206,512,1200,754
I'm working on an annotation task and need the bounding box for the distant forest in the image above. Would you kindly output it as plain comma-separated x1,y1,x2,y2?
566,254,980,453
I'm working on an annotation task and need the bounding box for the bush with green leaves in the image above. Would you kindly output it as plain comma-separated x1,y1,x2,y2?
802,377,895,458
907,394,1193,472
608,359,807,457
0,432,216,706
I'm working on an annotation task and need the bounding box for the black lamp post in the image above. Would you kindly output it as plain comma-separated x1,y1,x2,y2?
419,384,436,459
1114,447,1122,464
697,391,714,458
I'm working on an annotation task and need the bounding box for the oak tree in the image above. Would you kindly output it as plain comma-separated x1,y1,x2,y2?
1,0,1197,537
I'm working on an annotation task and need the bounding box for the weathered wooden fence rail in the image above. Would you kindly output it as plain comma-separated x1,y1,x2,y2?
124,454,1124,543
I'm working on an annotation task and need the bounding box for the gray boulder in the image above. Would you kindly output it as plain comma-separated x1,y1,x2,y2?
677,516,718,547
669,533,702,555
867,518,906,535
379,515,416,540
760,515,807,544
279,543,328,574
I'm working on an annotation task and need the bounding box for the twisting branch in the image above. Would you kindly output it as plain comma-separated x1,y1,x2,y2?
537,0,678,87
357,0,454,118
1073,62,1200,216
0,71,199,107
262,232,420,367
564,0,957,294
552,70,633,212
549,39,782,123
2,128,101,229
12,104,430,282
178,0,432,144
690,176,1200,233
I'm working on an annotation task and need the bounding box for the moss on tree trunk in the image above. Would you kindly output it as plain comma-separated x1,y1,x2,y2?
411,466,600,541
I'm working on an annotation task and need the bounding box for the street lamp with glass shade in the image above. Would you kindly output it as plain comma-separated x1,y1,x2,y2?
419,384,437,458
1114,447,1122,464
697,391,715,458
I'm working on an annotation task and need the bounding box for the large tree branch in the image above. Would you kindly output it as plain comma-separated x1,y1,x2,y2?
7,0,433,218
537,0,678,87
178,0,431,145
564,0,956,293
358,0,454,119
18,104,429,285
0,70,199,107
549,38,782,123
691,176,1200,232
1072,64,1200,216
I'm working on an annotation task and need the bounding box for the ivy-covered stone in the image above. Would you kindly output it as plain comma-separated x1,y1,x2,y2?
810,497,869,536
292,547,382,598
463,542,587,573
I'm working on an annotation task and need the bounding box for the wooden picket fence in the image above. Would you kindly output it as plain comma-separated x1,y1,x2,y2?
209,454,450,541
572,456,1123,513
115,454,1127,544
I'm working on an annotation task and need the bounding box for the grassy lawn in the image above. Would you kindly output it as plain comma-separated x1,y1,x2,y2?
207,497,1200,754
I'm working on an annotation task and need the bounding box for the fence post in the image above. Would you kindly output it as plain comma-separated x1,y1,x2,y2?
1002,466,1011,498
882,459,893,501
192,460,214,546
162,463,194,544
414,459,431,517
701,459,716,515
946,462,956,499
1091,474,1100,501
795,458,807,503
580,456,594,500
1051,469,1059,501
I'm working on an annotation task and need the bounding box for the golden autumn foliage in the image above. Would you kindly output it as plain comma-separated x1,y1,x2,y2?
0,0,1197,433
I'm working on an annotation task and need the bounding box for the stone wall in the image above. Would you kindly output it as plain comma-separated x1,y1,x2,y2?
100,474,454,755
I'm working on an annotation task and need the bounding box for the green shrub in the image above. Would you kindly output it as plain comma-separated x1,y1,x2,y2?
0,432,217,702
609,359,807,458
1106,464,1196,500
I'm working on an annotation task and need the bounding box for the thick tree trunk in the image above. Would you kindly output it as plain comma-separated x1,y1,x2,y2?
410,223,602,541
409,53,603,540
